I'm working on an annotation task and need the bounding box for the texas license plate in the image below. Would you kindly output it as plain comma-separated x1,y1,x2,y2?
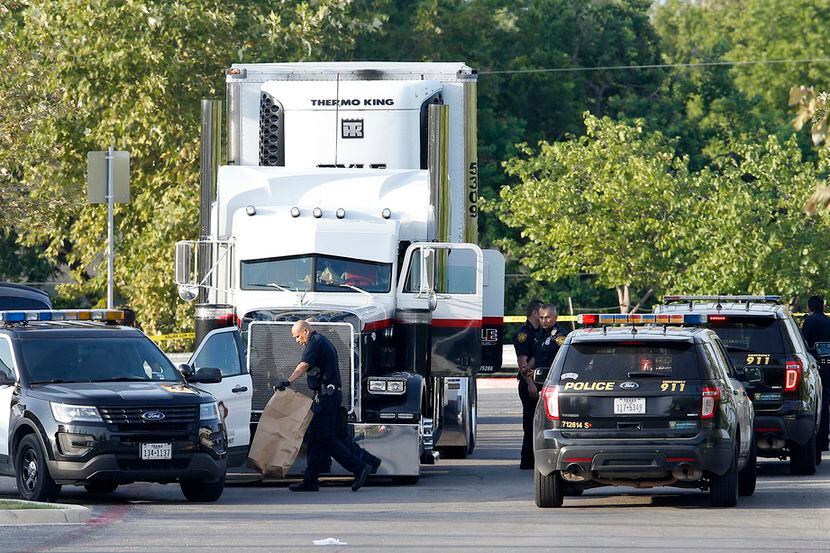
614,397,646,415
140,443,172,460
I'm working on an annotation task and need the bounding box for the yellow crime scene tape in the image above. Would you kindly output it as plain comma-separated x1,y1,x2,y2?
148,332,196,343
504,315,577,323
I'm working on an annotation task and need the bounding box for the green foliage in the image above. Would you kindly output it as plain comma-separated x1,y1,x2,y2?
1,0,374,333
497,114,698,308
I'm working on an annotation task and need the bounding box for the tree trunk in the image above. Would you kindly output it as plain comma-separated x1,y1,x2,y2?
630,287,656,314
616,284,631,313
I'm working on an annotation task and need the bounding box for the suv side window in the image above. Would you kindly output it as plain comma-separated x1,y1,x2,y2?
0,338,15,381
712,340,737,379
782,315,806,354
703,344,729,383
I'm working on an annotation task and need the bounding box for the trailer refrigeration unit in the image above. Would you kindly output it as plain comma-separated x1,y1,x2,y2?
175,62,505,481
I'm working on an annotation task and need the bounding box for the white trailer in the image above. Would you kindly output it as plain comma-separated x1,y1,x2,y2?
175,62,505,481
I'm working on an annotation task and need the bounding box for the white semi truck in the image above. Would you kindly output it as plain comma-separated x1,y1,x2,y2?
174,62,505,481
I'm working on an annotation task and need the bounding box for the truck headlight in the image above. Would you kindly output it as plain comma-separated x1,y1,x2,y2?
50,403,102,424
200,401,220,421
368,378,406,395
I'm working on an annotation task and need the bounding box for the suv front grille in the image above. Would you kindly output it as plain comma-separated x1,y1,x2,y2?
99,406,198,431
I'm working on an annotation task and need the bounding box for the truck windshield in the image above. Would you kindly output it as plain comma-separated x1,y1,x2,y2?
242,254,392,293
20,337,181,384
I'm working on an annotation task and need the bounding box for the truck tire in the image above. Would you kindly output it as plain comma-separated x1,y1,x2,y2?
709,449,738,507
180,476,225,502
15,434,61,502
738,437,757,497
84,482,119,495
439,446,468,460
534,468,564,508
790,432,818,476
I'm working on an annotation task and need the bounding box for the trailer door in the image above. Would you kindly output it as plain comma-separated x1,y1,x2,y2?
397,243,484,377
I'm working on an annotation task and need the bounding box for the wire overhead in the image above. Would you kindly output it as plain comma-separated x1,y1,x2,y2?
479,57,830,75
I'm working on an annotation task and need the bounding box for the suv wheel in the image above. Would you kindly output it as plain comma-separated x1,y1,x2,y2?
534,468,564,508
738,437,757,497
84,482,118,495
709,449,738,507
790,432,818,476
15,434,61,502
180,476,225,502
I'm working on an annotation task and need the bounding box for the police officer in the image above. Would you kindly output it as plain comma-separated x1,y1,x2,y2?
532,303,568,382
278,320,373,491
514,300,542,469
801,295,830,452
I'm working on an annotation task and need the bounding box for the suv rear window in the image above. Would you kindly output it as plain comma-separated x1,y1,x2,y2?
707,316,787,354
560,341,702,380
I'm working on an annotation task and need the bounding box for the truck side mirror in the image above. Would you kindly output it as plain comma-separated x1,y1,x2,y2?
420,247,435,294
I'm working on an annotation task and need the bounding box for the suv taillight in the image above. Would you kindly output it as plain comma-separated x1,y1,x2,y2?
542,385,560,421
784,360,802,392
701,385,721,419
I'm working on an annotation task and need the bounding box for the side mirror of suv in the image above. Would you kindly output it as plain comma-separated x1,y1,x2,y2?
744,367,763,383
190,367,222,384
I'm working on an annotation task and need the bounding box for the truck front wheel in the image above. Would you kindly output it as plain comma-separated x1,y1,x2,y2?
15,434,61,502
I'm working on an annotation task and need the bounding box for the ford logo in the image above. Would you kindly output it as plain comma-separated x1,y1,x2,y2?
142,411,165,421
620,382,640,390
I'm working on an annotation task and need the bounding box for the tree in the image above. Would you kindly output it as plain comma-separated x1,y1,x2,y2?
1,0,375,333
496,114,699,312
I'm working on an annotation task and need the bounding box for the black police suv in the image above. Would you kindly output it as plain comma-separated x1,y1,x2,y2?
0,283,51,310
0,309,228,502
533,314,756,508
656,296,823,475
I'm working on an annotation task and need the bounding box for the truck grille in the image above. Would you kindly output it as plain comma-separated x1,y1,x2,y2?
248,322,355,413
99,406,198,432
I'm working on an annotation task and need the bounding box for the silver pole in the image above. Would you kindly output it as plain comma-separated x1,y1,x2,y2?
106,145,114,309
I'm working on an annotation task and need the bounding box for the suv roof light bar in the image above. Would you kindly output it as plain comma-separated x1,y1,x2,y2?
578,313,707,326
664,295,781,304
0,310,125,324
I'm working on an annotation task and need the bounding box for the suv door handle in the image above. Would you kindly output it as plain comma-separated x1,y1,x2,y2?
232,386,248,393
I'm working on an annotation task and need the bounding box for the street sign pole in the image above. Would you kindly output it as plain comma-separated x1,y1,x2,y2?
106,145,115,309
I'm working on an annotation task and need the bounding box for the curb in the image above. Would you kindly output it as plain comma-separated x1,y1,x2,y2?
0,500,91,525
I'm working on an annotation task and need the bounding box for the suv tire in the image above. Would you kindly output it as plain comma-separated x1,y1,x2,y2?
180,476,225,502
84,482,119,495
15,434,61,502
534,468,564,508
709,449,738,507
738,437,757,497
790,432,818,476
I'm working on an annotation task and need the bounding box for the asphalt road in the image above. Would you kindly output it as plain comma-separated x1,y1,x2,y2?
0,380,829,553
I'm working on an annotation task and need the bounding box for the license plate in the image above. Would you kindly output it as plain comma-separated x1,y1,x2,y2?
140,443,172,460
614,397,646,415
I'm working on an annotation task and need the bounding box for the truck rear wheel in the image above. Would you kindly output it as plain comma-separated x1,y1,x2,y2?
15,434,61,502
790,432,817,475
534,468,564,508
180,476,225,502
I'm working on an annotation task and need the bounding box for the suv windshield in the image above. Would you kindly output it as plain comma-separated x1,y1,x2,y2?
560,341,702,380
241,254,392,293
707,316,787,354
20,337,180,384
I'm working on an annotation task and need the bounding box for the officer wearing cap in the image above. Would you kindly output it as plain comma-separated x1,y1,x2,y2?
514,300,542,469
278,320,373,491
802,295,830,452
532,303,568,380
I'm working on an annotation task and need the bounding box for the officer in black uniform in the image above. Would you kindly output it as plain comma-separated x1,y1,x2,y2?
514,300,542,469
801,295,830,452
278,320,374,491
532,303,568,384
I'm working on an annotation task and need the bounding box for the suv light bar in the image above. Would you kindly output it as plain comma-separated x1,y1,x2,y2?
664,295,781,304
578,313,707,326
0,309,125,323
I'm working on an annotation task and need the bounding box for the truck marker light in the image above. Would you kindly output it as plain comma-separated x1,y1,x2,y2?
784,360,802,392
336,208,346,219
245,205,257,216
381,208,391,219
290,206,301,218
313,207,323,218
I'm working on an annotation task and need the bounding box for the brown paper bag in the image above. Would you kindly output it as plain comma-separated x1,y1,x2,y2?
247,388,314,477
